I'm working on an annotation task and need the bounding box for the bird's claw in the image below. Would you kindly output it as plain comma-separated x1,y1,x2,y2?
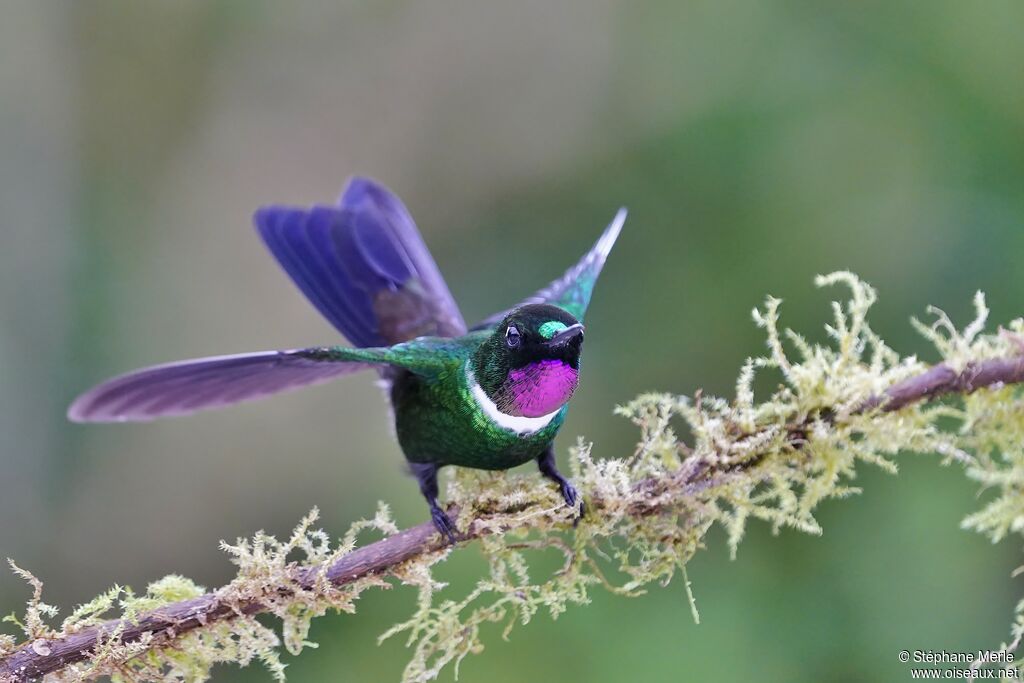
430,505,458,545
558,480,586,526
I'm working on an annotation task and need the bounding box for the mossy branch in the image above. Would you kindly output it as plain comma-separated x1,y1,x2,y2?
4,272,1024,682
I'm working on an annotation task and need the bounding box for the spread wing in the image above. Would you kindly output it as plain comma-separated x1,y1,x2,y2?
472,208,626,330
254,178,466,348
67,342,446,423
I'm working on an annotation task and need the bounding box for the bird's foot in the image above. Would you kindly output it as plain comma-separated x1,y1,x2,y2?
537,449,585,526
430,504,458,545
557,479,586,526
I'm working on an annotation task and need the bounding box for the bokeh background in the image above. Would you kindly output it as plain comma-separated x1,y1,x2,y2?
3,2,1024,681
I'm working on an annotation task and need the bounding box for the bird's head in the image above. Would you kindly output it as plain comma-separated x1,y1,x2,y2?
471,303,584,418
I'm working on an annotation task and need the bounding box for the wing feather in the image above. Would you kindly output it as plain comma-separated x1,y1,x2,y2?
67,349,376,423
255,178,466,347
473,207,626,329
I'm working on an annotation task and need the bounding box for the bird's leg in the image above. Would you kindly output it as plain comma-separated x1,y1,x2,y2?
410,461,457,544
537,446,585,520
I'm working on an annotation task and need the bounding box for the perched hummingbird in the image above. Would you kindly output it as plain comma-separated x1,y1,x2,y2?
69,178,626,541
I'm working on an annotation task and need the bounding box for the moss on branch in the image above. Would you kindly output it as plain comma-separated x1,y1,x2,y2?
3,272,1024,682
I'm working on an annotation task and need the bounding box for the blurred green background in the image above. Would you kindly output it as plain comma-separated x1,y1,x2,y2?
3,2,1024,681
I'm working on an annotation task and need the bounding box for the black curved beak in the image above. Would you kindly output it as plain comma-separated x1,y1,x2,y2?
545,323,585,349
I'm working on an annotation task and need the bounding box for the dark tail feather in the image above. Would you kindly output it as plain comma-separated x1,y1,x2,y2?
255,178,466,347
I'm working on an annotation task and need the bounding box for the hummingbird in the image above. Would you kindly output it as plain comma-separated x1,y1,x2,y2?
68,178,626,542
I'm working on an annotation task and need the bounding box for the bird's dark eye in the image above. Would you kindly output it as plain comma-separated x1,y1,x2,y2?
505,325,521,348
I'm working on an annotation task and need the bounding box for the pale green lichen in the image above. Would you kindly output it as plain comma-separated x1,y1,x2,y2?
4,272,1024,681
378,272,1022,681
1,507,402,682
4,560,59,644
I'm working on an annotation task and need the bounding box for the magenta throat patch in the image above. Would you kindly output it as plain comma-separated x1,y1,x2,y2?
497,360,579,417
